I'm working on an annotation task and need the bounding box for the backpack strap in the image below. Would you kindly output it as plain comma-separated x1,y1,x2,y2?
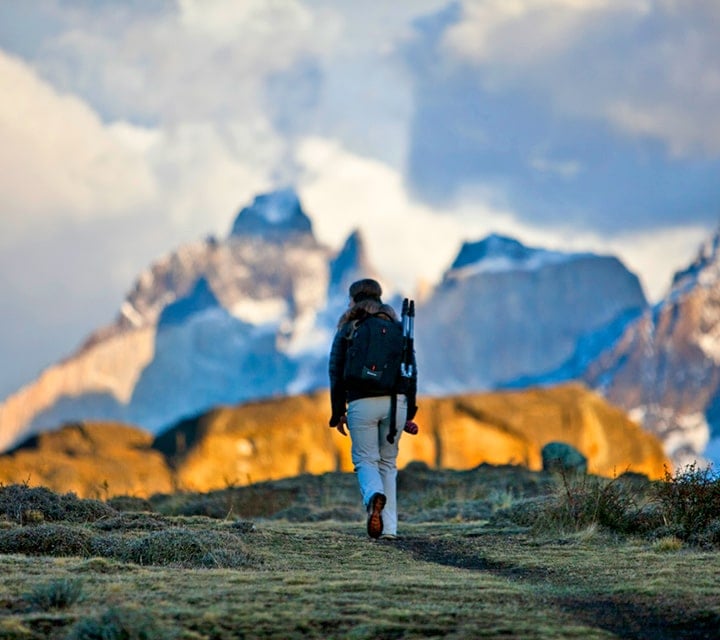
344,319,359,340
387,393,398,444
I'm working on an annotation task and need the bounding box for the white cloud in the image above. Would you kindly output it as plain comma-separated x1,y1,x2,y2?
36,0,337,124
296,136,508,294
441,0,647,68
178,0,314,43
0,51,157,245
0,48,277,253
145,121,277,237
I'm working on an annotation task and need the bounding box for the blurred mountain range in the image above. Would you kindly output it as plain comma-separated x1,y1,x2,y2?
0,188,718,468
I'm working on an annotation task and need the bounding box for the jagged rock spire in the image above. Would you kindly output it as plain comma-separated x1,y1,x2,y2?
328,229,377,297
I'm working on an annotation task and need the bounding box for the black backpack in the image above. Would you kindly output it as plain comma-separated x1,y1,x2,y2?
343,315,405,394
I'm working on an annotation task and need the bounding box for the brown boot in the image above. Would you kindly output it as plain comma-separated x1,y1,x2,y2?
366,493,386,539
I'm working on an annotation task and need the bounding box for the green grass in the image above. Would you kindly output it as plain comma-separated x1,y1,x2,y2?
0,464,719,639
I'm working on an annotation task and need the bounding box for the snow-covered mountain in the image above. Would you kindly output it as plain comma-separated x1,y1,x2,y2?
582,228,720,467
416,234,647,393
2,189,706,468
0,189,371,450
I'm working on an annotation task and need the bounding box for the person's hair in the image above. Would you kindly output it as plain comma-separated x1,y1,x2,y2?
338,299,398,327
348,278,382,303
337,280,398,328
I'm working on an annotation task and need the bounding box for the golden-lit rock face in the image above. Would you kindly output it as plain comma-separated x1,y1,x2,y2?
0,384,670,498
0,422,173,498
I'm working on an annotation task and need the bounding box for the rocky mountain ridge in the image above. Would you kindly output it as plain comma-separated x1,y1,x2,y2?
0,188,715,469
583,227,720,467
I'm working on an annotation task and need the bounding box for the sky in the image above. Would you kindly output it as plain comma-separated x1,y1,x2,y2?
1,0,719,402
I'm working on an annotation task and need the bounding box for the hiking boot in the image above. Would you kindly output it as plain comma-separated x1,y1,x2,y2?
366,493,386,539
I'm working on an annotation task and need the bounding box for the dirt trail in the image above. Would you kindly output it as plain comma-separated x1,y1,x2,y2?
394,536,719,640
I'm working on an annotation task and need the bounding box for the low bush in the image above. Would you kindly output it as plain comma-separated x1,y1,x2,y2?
67,605,172,640
0,483,115,524
489,474,649,536
0,524,93,556
25,577,83,610
114,527,258,568
489,465,720,548
654,463,720,548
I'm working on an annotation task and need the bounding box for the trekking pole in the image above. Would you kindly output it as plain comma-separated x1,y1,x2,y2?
400,299,414,378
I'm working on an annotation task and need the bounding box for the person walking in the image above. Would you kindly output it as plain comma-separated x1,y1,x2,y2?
328,278,418,539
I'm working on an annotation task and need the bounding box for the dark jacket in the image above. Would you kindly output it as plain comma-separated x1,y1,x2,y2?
328,310,418,422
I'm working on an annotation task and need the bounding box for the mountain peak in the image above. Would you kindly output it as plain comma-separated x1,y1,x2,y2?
451,234,532,270
329,229,377,294
670,226,720,293
229,188,313,240
446,233,581,280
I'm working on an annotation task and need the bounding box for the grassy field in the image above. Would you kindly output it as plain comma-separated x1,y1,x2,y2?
1,463,719,639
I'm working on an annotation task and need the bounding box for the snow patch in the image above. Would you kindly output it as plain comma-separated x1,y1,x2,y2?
255,188,301,224
230,298,288,325
448,251,583,280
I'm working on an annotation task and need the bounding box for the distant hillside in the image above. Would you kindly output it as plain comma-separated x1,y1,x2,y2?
0,384,669,498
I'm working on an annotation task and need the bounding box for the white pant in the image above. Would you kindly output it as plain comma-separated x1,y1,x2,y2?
347,395,406,536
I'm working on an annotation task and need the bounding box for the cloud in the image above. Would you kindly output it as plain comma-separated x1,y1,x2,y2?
296,136,511,293
441,0,645,64
0,51,156,246
403,0,720,232
295,135,701,302
31,0,337,125
439,0,720,154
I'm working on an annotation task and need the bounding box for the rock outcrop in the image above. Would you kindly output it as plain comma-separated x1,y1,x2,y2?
583,227,720,466
417,235,647,392
0,384,669,498
0,422,173,498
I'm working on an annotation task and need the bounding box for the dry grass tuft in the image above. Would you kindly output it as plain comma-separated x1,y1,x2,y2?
0,524,93,556
67,605,171,640
24,577,83,611
114,527,259,568
0,483,115,524
653,536,684,552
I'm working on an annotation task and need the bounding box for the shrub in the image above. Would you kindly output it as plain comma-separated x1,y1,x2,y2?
489,474,646,536
0,484,115,524
0,524,92,557
654,463,720,547
653,536,683,552
67,605,172,640
115,527,258,568
25,577,83,610
0,485,67,523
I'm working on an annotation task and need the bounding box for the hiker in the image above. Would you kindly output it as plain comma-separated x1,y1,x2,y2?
328,278,418,540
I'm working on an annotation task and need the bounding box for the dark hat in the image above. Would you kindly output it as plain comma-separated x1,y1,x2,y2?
349,278,382,303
